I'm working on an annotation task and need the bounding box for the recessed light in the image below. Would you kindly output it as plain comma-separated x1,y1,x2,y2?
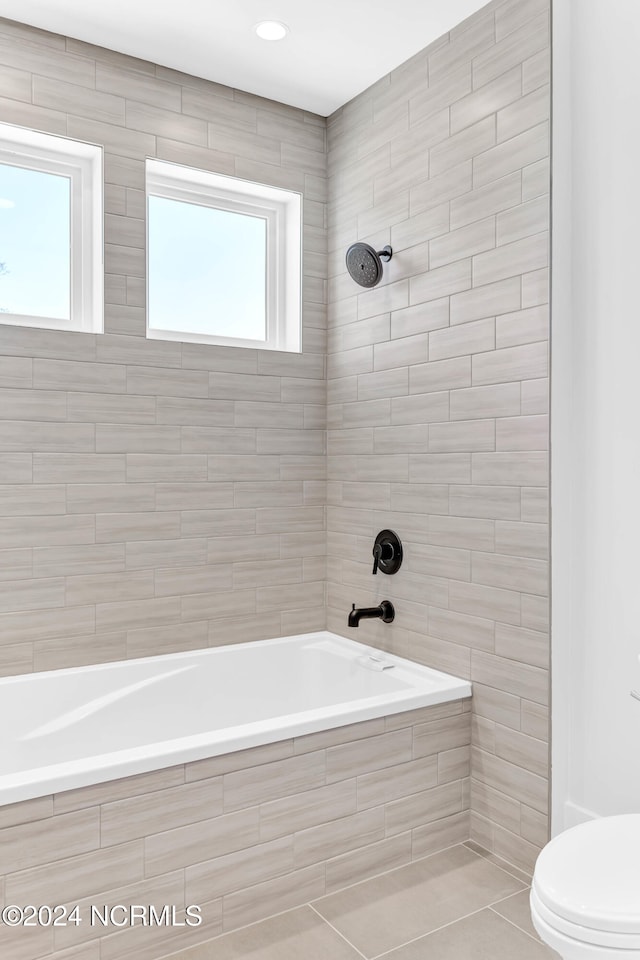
254,20,289,41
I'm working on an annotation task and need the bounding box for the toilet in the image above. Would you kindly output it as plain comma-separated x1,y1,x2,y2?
530,815,640,958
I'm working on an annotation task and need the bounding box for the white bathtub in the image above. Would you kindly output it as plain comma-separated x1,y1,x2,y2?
0,631,471,806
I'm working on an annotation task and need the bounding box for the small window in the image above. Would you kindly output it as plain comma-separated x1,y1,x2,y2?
146,159,301,352
0,122,103,334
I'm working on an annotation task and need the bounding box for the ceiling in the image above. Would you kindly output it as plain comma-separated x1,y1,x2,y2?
2,0,490,116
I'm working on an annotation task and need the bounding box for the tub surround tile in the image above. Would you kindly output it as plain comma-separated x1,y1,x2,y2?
521,593,549,632
53,767,186,815
126,619,210,658
0,641,24,691
471,777,520,836
259,780,357,842
472,650,548,707
65,570,154,606
0,325,97,362
153,564,228,598
101,778,224,846
0,387,67,421
0,910,54,959
293,807,386,868
0,794,53,829
326,728,412,782
385,701,465,731
327,0,549,880
471,747,548,815
413,713,472,758
0,453,33,483
411,810,470,859
520,804,549,849
158,482,237,510
494,726,548,780
96,596,182,633
185,740,295,782
326,832,411,893
0,709,470,954
66,483,155,514
223,864,326,932
53,871,186,951
33,454,126,484
164,849,553,960
185,836,294,903
0,0,549,937
181,588,256,623
521,700,549,742
473,683,522,731
0,604,96,645
5,840,145,906
385,780,466,836
0,7,327,679
491,820,544,875
95,511,182,543
224,751,327,812
0,421,95,453
125,538,208,570
294,717,385,754
144,808,261,876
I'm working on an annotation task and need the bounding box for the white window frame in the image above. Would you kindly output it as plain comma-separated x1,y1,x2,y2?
146,158,302,353
0,121,103,335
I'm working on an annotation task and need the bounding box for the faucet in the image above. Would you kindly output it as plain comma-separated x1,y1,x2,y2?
348,600,395,628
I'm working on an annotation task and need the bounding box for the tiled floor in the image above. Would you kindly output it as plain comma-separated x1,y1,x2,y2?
166,843,559,959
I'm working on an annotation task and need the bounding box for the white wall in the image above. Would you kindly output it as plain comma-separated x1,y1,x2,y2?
552,0,640,832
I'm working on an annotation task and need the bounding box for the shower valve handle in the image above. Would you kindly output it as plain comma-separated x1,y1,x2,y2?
371,530,403,576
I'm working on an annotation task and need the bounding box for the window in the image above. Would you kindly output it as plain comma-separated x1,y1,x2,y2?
0,122,103,334
146,159,301,352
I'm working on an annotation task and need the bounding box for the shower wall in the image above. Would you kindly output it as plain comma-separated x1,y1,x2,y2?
326,0,550,872
0,16,327,676
0,1,551,875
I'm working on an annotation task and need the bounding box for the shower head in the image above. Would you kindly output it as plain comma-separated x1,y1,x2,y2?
345,242,392,288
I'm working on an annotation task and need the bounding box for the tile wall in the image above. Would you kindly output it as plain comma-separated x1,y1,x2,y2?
0,701,470,960
0,16,328,675
0,0,550,878
325,0,550,872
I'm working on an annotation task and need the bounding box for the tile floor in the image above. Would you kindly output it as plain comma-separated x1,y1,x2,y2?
167,842,559,959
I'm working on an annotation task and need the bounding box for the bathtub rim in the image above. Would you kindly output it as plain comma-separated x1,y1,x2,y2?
0,631,471,806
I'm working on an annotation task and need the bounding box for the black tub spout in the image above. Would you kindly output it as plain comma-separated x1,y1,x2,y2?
348,601,395,627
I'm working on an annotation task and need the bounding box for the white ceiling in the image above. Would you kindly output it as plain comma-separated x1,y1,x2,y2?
2,0,490,116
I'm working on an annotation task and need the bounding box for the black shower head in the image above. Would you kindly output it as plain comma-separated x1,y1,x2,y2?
345,242,392,288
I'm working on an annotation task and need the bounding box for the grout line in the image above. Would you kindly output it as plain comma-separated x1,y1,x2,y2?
157,903,324,960
371,904,492,960
308,902,369,959
305,839,463,903
488,904,544,947
368,854,533,959
161,842,527,960
489,889,530,908
462,840,532,885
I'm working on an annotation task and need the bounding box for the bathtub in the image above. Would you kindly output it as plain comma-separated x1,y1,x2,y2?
0,631,471,806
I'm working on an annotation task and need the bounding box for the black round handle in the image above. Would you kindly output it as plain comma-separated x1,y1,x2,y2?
372,530,403,575
379,600,395,622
